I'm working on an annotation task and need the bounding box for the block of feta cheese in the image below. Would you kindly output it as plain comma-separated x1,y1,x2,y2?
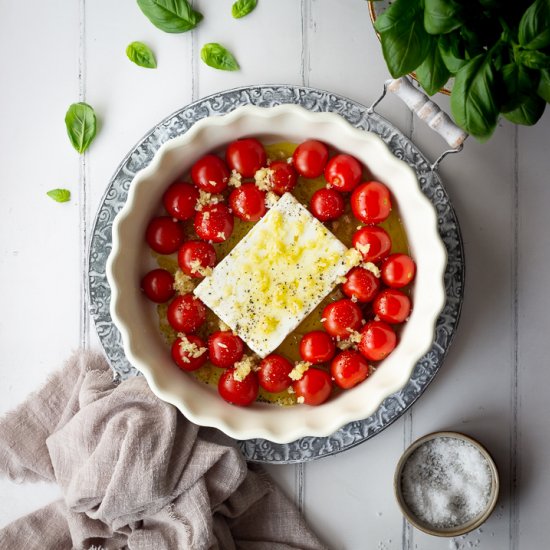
193,192,360,358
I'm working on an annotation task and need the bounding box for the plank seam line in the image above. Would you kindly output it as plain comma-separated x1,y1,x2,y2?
300,0,311,88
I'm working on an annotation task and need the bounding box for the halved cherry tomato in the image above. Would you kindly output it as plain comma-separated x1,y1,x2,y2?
324,154,362,192
208,331,245,368
191,154,229,193
270,160,298,194
145,216,185,254
177,240,217,278
229,183,266,222
218,369,259,406
163,181,199,221
299,330,336,364
171,335,208,371
194,203,234,243
342,267,381,303
331,350,370,389
141,269,175,303
352,226,392,263
373,288,411,324
310,188,345,221
351,181,392,224
167,293,206,333
292,140,329,178
359,321,397,361
226,138,267,178
293,368,332,406
258,354,293,393
381,253,416,288
322,299,363,338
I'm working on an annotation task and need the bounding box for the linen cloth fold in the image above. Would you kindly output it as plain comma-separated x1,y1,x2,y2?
0,351,327,550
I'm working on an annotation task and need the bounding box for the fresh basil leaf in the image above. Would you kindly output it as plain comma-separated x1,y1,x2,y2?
439,33,468,73
126,41,157,68
374,0,430,78
424,0,462,35
232,0,257,19
450,54,499,140
416,43,451,95
502,94,546,125
538,69,550,102
46,189,71,203
65,102,97,154
137,0,203,33
518,0,550,50
500,62,538,111
200,43,240,71
517,49,550,70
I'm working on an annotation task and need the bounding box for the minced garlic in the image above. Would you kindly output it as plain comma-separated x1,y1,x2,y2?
336,329,362,350
173,270,195,294
265,191,279,209
233,355,258,382
296,396,305,404
289,361,311,381
195,190,222,211
355,242,371,256
188,259,213,278
254,167,274,191
344,248,363,269
363,262,381,278
176,333,207,362
228,169,242,188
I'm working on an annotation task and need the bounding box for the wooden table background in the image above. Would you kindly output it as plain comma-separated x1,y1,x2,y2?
1,1,549,548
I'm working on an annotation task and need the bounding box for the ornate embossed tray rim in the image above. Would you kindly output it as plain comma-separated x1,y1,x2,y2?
88,84,464,464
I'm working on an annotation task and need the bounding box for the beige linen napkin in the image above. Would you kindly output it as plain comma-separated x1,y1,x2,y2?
0,351,327,550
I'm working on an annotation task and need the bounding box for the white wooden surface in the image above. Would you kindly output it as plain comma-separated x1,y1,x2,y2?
1,1,549,548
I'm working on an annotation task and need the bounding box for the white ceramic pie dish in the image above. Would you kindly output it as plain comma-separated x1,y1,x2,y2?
107,104,447,444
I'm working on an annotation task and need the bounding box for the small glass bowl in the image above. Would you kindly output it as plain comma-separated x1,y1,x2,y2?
394,431,500,537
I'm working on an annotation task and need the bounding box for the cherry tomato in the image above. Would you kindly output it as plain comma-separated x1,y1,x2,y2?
351,181,392,224
292,368,332,406
163,181,199,221
145,216,185,254
309,188,345,221
226,138,267,178
194,203,234,243
229,183,267,222
373,289,411,324
299,331,336,364
324,154,362,192
270,160,298,195
208,331,245,368
331,350,370,389
359,321,397,361
292,140,329,178
177,240,217,278
381,253,416,288
166,293,206,333
352,226,392,263
218,369,259,407
171,335,208,371
140,268,175,303
342,267,381,303
322,299,363,338
191,154,229,193
258,354,293,393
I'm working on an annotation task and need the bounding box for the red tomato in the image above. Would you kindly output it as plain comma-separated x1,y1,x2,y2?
351,181,392,224
191,154,229,193
359,321,397,361
292,368,332,406
342,267,381,303
292,140,329,178
322,299,363,338
226,138,267,178
218,369,259,407
162,181,199,221
331,350,370,389
309,188,345,221
166,294,206,333
171,335,208,371
177,240,217,278
208,331,245,368
145,216,185,254
229,183,267,222
324,154,362,192
381,253,416,288
258,354,293,393
352,226,392,263
373,289,412,324
299,331,336,364
140,268,175,303
270,160,298,194
194,203,234,243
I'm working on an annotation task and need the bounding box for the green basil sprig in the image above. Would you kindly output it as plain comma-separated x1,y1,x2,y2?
232,0,257,19
201,43,240,71
47,189,71,203
65,102,97,154
126,41,157,68
137,0,202,33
